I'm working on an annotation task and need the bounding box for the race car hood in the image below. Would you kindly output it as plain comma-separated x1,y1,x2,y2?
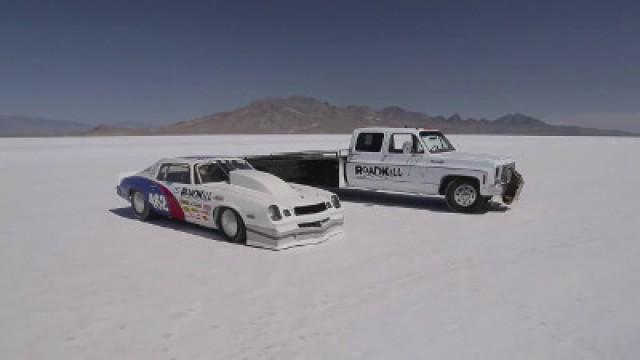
430,151,515,171
228,170,326,205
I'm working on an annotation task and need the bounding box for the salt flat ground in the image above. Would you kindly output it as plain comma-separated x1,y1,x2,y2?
0,135,639,360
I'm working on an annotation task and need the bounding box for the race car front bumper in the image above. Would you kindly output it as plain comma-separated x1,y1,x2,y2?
245,214,344,250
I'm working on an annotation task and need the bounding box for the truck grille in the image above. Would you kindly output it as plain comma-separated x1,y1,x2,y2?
294,202,327,216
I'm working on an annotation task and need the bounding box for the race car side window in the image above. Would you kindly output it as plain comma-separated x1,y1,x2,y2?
354,132,384,152
157,163,191,184
197,164,229,183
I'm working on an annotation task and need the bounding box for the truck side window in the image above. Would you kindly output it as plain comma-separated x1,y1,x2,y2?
389,134,424,154
157,163,191,184
355,133,384,152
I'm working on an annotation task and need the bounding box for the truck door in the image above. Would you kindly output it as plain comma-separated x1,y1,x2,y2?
383,133,426,192
345,131,386,189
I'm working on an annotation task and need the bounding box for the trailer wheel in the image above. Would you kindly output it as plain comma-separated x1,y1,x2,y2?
445,178,482,213
130,190,153,220
217,208,247,244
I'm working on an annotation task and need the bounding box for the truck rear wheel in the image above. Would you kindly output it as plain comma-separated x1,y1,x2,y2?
445,179,482,213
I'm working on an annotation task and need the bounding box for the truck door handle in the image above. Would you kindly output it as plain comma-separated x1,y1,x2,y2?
430,159,444,164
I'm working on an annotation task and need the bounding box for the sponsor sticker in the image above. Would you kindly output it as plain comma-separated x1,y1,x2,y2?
181,188,212,201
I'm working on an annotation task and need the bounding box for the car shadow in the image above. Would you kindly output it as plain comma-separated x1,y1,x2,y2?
330,188,511,214
108,207,242,245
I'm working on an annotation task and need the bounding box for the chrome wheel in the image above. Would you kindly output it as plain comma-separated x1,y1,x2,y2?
133,192,146,214
453,184,477,207
220,210,238,238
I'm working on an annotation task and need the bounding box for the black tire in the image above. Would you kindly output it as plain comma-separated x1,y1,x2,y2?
217,208,247,244
130,190,153,220
445,178,483,213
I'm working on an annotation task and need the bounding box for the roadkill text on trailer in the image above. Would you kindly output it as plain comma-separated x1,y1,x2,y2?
246,127,524,213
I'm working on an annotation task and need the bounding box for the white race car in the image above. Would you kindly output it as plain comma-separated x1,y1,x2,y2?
116,156,344,250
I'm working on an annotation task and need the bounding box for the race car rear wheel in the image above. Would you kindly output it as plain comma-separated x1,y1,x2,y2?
130,190,152,220
445,178,482,213
218,208,246,244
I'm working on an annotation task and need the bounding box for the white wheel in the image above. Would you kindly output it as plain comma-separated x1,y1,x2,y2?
445,178,482,213
453,183,477,207
133,192,146,213
220,210,239,238
130,190,152,220
217,208,247,244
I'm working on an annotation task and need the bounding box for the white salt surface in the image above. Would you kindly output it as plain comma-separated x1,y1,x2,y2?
1,135,639,359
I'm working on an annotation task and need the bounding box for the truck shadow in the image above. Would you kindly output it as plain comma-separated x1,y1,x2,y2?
331,188,510,213
108,207,241,245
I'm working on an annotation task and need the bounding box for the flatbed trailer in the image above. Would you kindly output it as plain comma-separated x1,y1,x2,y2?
245,150,349,188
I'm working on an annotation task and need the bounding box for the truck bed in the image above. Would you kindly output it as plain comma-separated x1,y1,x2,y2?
245,150,347,188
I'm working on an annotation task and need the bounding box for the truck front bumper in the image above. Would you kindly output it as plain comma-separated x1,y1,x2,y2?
245,214,344,250
484,170,524,205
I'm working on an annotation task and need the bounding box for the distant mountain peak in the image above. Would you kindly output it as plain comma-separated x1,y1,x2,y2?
495,113,546,126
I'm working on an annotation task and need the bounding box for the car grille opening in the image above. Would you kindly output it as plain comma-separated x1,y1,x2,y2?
298,218,329,228
294,202,327,216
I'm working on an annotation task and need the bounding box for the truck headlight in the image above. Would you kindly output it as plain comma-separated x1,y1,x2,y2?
268,205,282,221
331,195,341,209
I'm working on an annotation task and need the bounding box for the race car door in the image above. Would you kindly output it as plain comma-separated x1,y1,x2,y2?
381,132,426,192
156,162,212,226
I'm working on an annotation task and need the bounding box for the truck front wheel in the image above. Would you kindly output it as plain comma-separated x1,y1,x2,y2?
445,179,483,213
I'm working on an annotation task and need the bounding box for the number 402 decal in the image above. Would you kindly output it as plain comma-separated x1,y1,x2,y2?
148,193,168,212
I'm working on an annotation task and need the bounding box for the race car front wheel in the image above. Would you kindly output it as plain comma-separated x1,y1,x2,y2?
218,208,247,244
130,190,152,220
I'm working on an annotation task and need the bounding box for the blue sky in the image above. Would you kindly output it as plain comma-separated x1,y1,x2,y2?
1,0,639,131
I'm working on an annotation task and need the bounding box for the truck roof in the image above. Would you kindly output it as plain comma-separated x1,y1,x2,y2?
354,127,441,133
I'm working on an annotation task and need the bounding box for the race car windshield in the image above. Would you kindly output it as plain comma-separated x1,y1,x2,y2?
218,159,253,172
420,131,455,153
198,160,253,183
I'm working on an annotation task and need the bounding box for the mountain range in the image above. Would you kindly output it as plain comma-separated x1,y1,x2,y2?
1,96,636,137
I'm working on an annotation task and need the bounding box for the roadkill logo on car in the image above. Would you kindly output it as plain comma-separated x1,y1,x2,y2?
355,165,404,178
180,188,212,201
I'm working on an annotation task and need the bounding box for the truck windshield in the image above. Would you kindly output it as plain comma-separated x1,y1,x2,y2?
420,131,455,153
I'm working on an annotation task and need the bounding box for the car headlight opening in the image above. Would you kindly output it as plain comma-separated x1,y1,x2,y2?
268,205,283,221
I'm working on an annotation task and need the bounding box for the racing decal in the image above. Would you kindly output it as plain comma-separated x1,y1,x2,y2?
174,187,217,222
148,193,169,212
354,165,404,178
120,176,185,220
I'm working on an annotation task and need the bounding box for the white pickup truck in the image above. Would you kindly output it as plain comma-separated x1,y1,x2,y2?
245,127,524,213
